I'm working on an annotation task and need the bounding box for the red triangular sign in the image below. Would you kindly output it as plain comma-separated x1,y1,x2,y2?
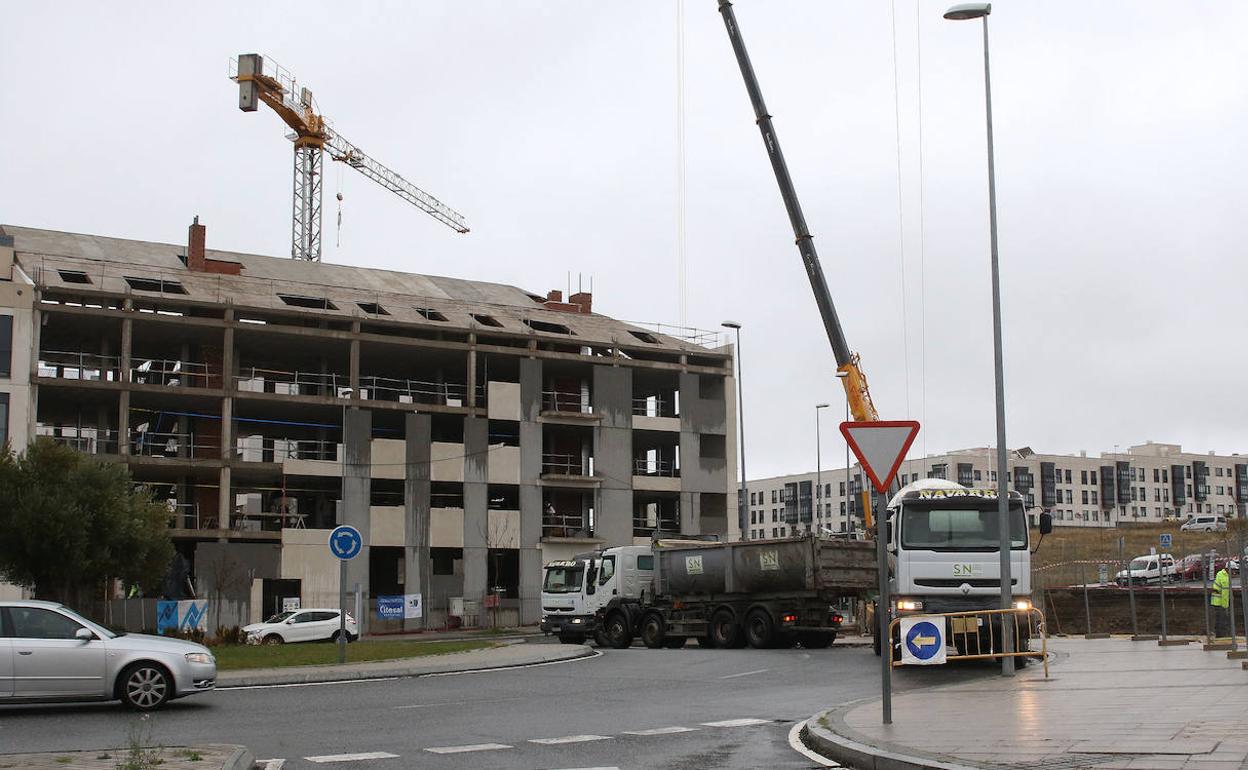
839,420,921,494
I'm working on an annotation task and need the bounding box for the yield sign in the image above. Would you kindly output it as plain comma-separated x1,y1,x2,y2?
839,420,920,494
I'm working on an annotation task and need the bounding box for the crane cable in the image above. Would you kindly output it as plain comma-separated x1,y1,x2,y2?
889,0,912,425
676,0,688,329
914,0,929,468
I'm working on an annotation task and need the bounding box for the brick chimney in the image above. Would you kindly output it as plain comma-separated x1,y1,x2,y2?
569,291,592,314
187,216,206,272
546,289,563,303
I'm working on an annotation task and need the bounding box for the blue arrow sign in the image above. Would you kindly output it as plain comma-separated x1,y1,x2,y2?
329,525,363,560
905,620,943,661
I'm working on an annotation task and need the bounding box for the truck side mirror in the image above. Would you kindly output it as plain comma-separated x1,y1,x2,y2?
1039,512,1053,535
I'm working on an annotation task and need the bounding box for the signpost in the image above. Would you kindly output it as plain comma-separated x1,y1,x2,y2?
841,420,920,726
329,524,363,664
1160,533,1172,550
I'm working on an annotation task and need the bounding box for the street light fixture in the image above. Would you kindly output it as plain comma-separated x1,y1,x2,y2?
815,403,830,533
722,321,748,539
944,0,1014,676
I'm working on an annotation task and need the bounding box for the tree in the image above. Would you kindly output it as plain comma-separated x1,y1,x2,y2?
0,439,174,605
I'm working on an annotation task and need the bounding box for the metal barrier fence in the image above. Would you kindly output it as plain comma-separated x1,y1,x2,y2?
888,607,1049,678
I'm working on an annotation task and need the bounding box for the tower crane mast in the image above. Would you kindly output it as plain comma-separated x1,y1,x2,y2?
231,53,468,261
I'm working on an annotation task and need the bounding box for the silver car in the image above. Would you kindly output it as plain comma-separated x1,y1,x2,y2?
0,600,216,711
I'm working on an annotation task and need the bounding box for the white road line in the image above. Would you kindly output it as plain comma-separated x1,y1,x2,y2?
305,752,400,763
787,720,841,767
700,717,772,728
395,695,525,710
544,767,621,770
421,648,602,677
424,743,513,754
256,761,286,770
718,668,769,679
621,726,700,736
529,734,612,745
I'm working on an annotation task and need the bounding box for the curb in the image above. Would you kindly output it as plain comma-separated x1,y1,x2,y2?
218,645,596,688
803,708,982,770
220,745,255,770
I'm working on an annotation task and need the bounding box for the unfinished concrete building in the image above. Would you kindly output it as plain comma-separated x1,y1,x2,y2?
0,222,738,629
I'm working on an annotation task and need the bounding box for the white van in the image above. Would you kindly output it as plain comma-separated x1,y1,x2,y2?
1181,514,1227,533
1115,553,1177,585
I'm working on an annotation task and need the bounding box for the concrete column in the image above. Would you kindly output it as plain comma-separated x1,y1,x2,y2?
466,341,478,409
342,407,372,634
118,313,132,456
349,322,360,397
681,491,700,534
217,466,232,539
463,416,490,614
404,413,432,631
593,365,633,545
222,311,235,393
517,358,543,624
218,395,233,535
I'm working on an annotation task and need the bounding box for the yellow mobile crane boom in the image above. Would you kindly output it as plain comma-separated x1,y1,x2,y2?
715,1,881,524
231,53,468,261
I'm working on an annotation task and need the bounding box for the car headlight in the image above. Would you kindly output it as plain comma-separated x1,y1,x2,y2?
1013,599,1032,611
571,618,583,624
895,599,923,612
185,652,214,664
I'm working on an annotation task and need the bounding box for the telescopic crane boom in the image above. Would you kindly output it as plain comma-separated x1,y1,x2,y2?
715,1,879,425
231,53,468,262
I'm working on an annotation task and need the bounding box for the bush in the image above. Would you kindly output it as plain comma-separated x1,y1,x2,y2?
210,625,247,646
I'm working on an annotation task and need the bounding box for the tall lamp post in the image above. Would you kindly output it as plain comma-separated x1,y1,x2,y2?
835,370,851,534
815,403,830,532
944,1,1014,676
722,321,748,540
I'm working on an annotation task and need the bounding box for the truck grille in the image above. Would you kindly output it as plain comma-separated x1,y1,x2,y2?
914,578,1017,588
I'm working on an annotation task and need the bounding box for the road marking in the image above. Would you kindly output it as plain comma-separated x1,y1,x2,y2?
424,743,512,754
621,726,700,736
305,752,400,763
719,668,769,679
256,761,286,770
700,718,772,728
529,735,612,745
395,695,525,710
421,648,603,678
787,721,841,767
544,767,621,770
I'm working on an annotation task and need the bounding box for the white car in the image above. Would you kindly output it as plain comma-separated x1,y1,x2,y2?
243,609,358,645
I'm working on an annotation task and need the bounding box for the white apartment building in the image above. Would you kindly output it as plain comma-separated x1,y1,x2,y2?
744,441,1248,539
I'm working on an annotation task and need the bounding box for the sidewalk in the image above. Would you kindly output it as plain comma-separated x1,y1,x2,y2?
805,637,1248,770
218,639,595,687
0,745,251,770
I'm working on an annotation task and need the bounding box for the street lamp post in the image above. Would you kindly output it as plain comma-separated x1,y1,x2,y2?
723,321,748,540
944,1,1014,676
816,403,830,532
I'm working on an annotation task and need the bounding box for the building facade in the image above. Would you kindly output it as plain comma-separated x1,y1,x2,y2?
0,223,737,628
745,442,1247,539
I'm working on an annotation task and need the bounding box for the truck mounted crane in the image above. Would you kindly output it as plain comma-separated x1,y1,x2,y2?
231,53,468,262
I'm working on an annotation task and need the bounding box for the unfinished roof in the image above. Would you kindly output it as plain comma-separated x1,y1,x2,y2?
1,224,725,357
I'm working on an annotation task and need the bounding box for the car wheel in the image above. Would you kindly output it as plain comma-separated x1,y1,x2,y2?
120,663,171,712
331,630,354,644
263,633,284,645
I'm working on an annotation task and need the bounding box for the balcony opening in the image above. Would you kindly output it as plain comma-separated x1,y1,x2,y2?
633,493,681,537
699,434,727,461
278,294,337,311
628,330,659,344
126,276,188,295
472,313,503,328
416,308,448,322
58,270,92,285
524,318,573,335
543,489,595,539
357,302,389,315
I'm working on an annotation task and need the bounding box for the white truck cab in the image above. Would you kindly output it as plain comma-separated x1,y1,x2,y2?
539,546,654,643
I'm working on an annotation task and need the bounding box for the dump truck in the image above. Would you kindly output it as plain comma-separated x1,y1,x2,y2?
541,535,875,649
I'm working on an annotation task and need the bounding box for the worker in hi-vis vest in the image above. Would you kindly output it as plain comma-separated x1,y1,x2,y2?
1211,560,1232,639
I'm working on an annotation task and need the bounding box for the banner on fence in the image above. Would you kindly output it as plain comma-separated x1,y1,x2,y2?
377,593,423,621
156,600,209,633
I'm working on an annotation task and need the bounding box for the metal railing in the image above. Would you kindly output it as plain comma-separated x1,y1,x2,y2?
37,350,123,382
634,458,679,477
35,425,118,455
542,390,592,414
633,510,680,536
542,453,592,477
166,503,201,530
131,357,214,388
887,607,1048,677
543,509,592,539
235,437,340,463
632,396,676,418
359,375,467,407
235,367,348,397
129,430,215,459
231,510,308,533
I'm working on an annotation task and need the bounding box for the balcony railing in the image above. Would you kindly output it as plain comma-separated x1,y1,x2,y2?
358,375,467,407
37,350,123,382
632,509,680,536
231,510,308,533
542,390,592,414
632,396,676,418
167,503,202,530
235,367,347,397
634,458,679,477
131,357,214,388
543,508,592,539
129,430,216,459
235,437,340,463
542,453,593,477
36,425,118,455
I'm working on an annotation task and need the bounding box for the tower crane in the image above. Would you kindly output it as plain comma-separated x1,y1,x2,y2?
231,53,468,262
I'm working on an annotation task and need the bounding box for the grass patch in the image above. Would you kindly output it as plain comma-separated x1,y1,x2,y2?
212,639,495,671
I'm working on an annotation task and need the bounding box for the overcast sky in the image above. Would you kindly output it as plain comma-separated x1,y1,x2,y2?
2,1,1244,478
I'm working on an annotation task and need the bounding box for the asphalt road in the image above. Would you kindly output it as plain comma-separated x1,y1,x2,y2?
0,639,996,769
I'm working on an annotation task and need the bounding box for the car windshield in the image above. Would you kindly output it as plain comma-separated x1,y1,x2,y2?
265,611,296,623
901,506,1027,550
1129,558,1155,571
542,565,585,593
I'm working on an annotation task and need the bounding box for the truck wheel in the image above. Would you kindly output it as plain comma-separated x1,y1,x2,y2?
662,636,687,649
604,612,633,649
744,608,777,649
710,609,745,648
800,631,835,649
641,613,666,649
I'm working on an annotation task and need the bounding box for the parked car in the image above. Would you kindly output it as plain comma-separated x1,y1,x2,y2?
1115,554,1177,585
0,600,216,711
1175,554,1207,582
1181,514,1227,533
242,608,358,645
